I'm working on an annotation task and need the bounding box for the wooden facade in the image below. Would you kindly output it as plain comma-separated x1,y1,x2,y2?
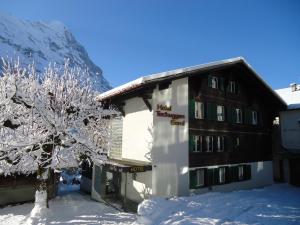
188,63,283,168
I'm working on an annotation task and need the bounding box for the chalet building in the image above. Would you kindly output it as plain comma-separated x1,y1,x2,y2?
274,84,300,186
90,57,286,210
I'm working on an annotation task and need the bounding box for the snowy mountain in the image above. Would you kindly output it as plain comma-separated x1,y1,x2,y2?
0,12,111,92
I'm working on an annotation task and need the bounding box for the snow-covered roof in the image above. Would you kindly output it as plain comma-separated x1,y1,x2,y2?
97,57,286,106
275,87,300,110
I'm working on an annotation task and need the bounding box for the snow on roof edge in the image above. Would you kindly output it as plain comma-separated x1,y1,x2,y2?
98,57,244,100
98,57,287,107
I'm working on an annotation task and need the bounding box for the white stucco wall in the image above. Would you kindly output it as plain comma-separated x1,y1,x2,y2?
152,78,190,197
121,171,152,203
280,110,300,151
190,161,274,194
121,97,153,162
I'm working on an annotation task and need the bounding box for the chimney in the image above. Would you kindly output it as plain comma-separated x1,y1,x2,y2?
290,83,297,92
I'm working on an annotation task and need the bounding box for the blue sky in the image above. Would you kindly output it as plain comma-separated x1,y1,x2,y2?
0,0,299,89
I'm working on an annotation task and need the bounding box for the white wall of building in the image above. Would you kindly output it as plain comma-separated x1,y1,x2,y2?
280,110,300,151
190,161,274,194
121,171,152,203
152,78,190,197
121,97,153,162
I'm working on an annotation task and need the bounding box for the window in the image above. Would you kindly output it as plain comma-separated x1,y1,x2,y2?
206,136,214,152
252,111,257,125
235,137,240,149
236,108,242,123
238,166,244,180
217,136,225,152
229,81,236,93
193,135,203,152
217,105,225,121
196,169,205,186
219,167,226,184
211,76,218,89
195,102,204,119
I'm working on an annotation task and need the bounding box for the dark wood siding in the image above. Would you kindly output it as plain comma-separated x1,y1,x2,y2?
188,65,277,168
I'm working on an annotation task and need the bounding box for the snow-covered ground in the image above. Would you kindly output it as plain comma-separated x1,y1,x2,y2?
0,192,136,225
135,184,300,225
1,184,299,225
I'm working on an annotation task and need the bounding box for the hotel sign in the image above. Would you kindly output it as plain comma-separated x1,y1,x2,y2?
156,104,185,126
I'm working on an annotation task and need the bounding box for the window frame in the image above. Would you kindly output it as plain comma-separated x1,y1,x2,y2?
236,108,242,123
195,101,204,119
229,81,236,93
196,169,205,187
211,76,218,89
219,167,226,184
193,135,203,153
238,166,244,181
206,136,214,152
217,105,225,121
217,136,225,152
252,111,257,125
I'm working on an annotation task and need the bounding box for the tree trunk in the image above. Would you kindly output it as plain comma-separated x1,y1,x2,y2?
26,167,50,224
36,166,50,208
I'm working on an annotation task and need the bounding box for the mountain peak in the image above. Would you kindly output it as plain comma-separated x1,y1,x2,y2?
0,12,111,92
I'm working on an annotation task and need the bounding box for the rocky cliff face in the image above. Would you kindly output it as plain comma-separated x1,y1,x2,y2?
0,12,111,92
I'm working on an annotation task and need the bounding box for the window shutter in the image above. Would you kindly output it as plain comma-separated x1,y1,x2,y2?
227,106,232,123
245,109,252,124
206,169,214,186
220,78,225,91
229,166,238,182
213,168,219,185
208,75,212,88
189,99,195,118
207,103,212,120
225,167,230,183
232,108,237,123
244,165,251,180
212,104,217,121
236,83,240,94
189,135,195,153
189,170,197,189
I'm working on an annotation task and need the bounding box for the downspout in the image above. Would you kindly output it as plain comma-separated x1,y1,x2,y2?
123,172,127,211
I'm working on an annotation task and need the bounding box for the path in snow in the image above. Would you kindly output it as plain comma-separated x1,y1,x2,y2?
0,192,136,225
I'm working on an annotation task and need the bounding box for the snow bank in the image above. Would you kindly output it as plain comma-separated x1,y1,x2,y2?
25,190,50,225
135,184,300,225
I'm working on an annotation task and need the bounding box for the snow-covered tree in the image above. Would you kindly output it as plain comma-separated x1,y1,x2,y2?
0,59,115,212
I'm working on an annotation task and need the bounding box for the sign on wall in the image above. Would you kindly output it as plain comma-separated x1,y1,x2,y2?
156,104,185,126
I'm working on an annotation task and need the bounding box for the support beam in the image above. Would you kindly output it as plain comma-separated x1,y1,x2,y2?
142,96,152,112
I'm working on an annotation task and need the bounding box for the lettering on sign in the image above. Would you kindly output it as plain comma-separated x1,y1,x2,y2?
130,166,145,173
170,119,185,126
155,104,185,126
157,104,172,111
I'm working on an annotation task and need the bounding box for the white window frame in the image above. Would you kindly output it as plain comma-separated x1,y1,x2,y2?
211,76,218,89
217,105,225,121
252,111,257,125
238,166,244,180
236,108,242,123
195,102,204,119
196,169,205,186
235,137,240,149
229,81,236,93
206,136,214,152
219,167,226,183
217,136,225,152
193,135,203,152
